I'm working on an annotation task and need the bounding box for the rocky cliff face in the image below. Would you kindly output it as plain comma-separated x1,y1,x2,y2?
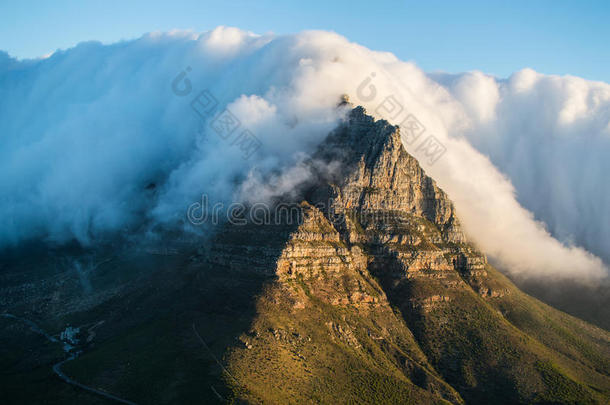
305,107,498,304
311,107,460,236
204,106,610,404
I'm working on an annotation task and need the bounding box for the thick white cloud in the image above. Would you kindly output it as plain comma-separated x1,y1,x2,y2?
432,69,610,270
0,27,607,282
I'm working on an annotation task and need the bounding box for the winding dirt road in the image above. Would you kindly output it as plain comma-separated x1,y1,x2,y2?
2,313,138,405
52,355,138,405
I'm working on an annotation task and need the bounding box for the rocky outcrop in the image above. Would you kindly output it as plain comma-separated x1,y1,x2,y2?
301,107,504,307
274,202,381,308
310,106,465,244
202,106,512,316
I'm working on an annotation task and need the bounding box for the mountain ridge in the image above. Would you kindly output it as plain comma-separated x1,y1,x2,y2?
1,106,608,404
204,106,610,403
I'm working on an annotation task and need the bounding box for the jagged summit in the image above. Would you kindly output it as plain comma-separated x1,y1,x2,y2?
310,105,465,243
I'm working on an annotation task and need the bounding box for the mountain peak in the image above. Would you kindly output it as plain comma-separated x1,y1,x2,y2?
309,106,464,243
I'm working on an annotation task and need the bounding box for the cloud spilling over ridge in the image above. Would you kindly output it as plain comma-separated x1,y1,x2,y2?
0,27,607,282
431,69,610,266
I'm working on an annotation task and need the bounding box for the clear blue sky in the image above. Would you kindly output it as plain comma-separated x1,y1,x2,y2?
1,0,609,82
